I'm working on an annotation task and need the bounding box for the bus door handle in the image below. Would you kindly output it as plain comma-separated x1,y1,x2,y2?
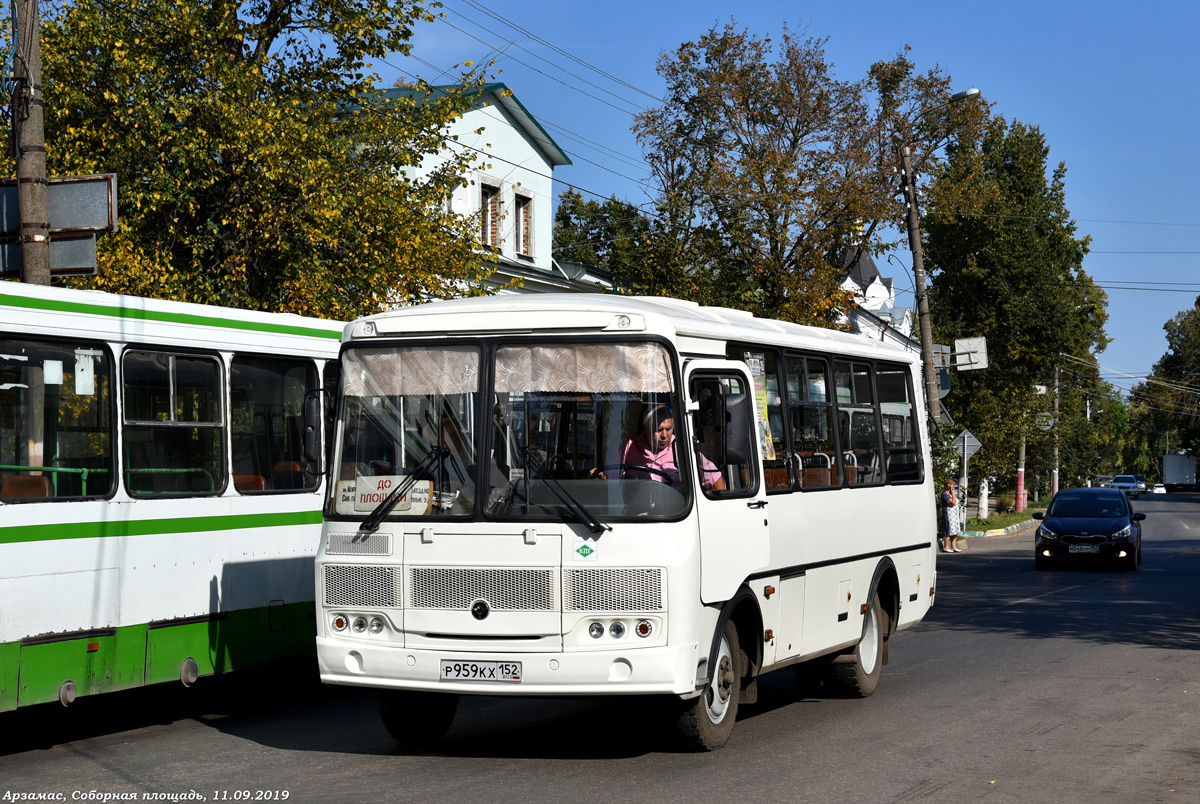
747,500,768,509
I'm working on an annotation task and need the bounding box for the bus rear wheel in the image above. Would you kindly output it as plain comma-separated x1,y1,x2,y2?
829,593,884,698
378,690,459,750
675,619,740,751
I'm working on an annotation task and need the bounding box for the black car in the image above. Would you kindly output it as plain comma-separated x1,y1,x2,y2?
1033,487,1144,570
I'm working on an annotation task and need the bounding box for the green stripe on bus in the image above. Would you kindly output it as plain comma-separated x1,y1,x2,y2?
0,509,324,545
0,291,342,340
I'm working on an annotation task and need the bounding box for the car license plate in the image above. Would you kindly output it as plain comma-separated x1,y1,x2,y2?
440,660,522,683
1069,544,1099,554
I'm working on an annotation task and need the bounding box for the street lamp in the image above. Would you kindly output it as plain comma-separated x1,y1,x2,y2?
899,87,981,428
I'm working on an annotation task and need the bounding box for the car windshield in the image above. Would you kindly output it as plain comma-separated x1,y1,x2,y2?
1114,475,1135,483
1048,492,1127,518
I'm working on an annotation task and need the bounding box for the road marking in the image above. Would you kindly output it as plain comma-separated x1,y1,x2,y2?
1007,584,1090,607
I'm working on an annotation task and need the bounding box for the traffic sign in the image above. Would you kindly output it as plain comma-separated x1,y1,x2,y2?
1036,413,1054,431
955,429,981,460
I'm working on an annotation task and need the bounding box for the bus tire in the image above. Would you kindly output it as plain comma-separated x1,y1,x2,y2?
829,593,883,698
676,619,740,751
378,690,459,750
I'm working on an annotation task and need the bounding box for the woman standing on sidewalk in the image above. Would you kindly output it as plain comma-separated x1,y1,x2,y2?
942,479,962,552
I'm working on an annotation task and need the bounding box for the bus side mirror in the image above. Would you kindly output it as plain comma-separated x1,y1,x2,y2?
303,390,324,475
718,392,753,466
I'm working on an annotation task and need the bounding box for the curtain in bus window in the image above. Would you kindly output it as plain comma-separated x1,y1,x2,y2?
495,343,672,393
0,338,115,500
231,356,319,492
123,352,224,496
786,354,840,489
836,361,883,486
876,363,922,482
344,347,479,397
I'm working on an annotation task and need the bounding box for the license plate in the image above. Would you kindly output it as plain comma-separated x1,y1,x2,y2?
439,660,522,683
1069,544,1099,554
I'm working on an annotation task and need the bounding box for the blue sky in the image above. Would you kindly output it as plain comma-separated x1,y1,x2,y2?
379,0,1200,400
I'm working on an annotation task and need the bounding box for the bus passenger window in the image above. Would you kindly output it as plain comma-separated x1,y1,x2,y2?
231,356,320,493
123,351,223,496
877,363,922,483
836,361,883,486
1,338,115,500
786,354,840,489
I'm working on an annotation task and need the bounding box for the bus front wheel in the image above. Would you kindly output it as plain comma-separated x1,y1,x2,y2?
378,690,459,750
829,593,884,698
675,619,740,751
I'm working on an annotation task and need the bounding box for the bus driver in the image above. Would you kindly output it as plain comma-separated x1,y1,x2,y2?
592,404,726,491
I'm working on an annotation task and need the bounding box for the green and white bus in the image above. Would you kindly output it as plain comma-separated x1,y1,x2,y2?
314,294,937,750
0,281,342,710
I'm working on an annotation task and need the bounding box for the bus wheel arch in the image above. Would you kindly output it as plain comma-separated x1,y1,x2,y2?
868,559,900,666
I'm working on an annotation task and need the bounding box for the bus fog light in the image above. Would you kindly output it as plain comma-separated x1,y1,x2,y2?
332,614,349,632
589,622,605,639
635,620,653,638
352,616,368,633
369,617,385,634
610,621,626,639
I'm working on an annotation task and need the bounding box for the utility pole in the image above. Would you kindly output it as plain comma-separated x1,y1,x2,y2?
12,0,51,285
900,144,940,427
1052,365,1060,496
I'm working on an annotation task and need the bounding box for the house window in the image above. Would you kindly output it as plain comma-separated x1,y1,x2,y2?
514,195,533,257
480,184,500,248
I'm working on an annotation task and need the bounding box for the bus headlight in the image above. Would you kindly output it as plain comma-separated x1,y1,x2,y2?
589,622,605,639
352,616,368,633
369,617,385,634
609,621,626,639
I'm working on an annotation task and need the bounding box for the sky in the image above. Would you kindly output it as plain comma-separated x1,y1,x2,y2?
375,0,1200,403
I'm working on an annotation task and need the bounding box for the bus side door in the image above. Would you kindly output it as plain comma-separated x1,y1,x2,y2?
684,360,770,604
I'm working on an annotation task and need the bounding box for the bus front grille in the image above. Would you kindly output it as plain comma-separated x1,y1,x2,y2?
563,567,666,612
324,565,400,608
408,567,556,611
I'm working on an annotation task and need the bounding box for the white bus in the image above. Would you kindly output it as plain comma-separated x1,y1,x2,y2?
314,294,936,750
0,281,343,711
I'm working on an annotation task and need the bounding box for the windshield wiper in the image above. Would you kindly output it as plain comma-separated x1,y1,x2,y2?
518,447,610,535
361,446,450,533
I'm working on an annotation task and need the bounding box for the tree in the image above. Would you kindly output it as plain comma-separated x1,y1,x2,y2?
925,118,1109,488
4,0,489,319
552,188,649,285
631,27,982,326
1126,297,1200,469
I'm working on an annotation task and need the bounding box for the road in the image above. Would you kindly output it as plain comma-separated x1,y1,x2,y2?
3,494,1198,804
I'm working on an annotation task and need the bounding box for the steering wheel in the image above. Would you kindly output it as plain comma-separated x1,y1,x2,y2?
597,463,674,487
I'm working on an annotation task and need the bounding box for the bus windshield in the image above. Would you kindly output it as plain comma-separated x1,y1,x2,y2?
333,345,481,518
487,341,688,520
330,340,690,522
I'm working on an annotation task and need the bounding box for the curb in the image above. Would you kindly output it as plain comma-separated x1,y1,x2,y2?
961,519,1036,538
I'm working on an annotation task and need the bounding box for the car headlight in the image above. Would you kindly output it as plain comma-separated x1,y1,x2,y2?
1112,524,1133,540
1037,525,1057,539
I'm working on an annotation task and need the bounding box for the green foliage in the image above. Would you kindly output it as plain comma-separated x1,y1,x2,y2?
628,27,986,328
1124,296,1200,477
5,0,490,319
552,189,649,284
925,118,1109,492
